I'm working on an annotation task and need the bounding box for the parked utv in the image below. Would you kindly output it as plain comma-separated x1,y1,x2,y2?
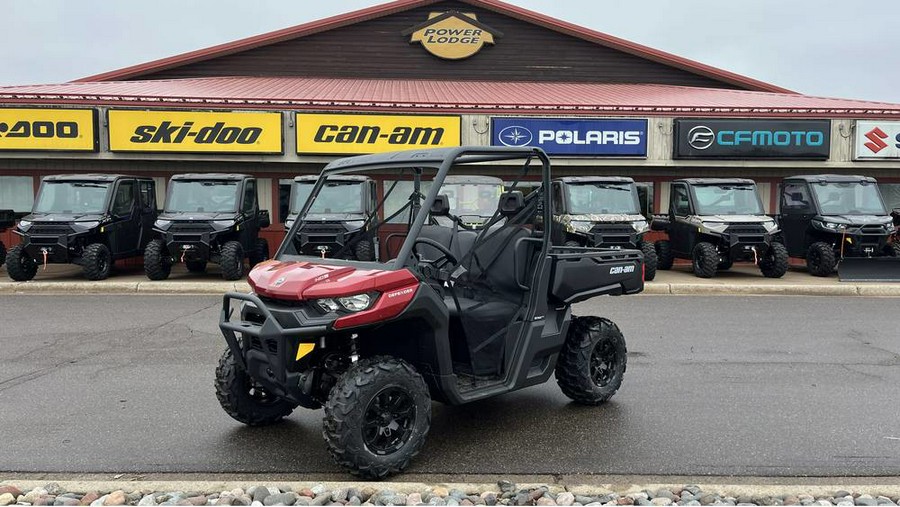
7,175,156,281
550,177,658,280
284,175,379,261
435,175,504,228
0,209,14,267
653,178,787,278
215,147,644,479
144,174,269,281
778,175,899,280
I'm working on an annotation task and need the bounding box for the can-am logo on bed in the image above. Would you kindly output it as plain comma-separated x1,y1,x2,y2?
491,117,648,156
854,121,900,159
403,11,501,60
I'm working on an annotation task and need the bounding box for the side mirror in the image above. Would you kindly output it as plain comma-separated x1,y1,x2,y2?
430,194,450,216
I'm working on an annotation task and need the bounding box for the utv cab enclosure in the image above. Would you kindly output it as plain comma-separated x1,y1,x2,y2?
145,174,270,281
436,175,505,228
0,209,15,267
285,175,379,261
216,147,643,479
7,174,156,281
653,178,787,279
779,174,898,279
550,176,658,280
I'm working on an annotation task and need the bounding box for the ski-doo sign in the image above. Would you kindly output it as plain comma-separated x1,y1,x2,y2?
404,11,502,60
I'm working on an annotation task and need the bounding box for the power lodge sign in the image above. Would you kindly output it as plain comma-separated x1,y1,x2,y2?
0,108,97,151
296,114,460,155
404,11,501,60
108,110,283,153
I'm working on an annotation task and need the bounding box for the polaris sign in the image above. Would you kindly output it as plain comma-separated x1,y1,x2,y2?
491,118,647,156
674,119,831,159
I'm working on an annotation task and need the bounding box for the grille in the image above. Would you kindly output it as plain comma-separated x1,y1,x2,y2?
31,226,71,235
31,237,59,245
170,223,213,233
727,225,766,234
299,223,346,235
173,234,203,242
860,225,886,235
591,225,633,234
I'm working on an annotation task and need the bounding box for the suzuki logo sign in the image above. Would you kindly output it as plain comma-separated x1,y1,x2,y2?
404,11,502,60
863,126,889,153
855,121,900,159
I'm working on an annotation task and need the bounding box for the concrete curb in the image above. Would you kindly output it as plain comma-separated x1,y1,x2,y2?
0,281,252,295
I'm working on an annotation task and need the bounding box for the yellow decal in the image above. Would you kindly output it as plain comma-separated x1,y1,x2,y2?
296,113,461,155
406,11,500,60
296,343,315,361
0,108,96,151
108,110,283,153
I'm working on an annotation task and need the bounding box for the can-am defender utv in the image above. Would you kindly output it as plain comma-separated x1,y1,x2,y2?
550,177,658,280
653,178,788,279
0,209,15,267
216,147,644,478
7,175,157,281
778,175,899,280
144,174,270,281
284,175,379,261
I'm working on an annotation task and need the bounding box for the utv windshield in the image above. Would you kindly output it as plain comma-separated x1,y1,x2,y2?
33,181,111,215
440,182,504,218
692,184,764,215
166,180,239,213
292,181,363,214
811,182,887,215
567,183,640,215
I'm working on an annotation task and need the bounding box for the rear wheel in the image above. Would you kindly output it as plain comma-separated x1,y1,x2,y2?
144,239,172,280
220,241,244,281
186,260,207,273
691,242,719,278
887,242,900,257
0,241,6,267
353,237,376,261
249,238,269,267
555,316,627,405
214,347,295,426
759,242,789,278
6,244,37,281
807,242,836,277
638,240,657,281
82,243,112,281
323,356,431,479
655,240,674,270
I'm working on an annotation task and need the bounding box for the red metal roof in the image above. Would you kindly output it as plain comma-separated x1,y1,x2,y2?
74,0,792,94
2,77,897,117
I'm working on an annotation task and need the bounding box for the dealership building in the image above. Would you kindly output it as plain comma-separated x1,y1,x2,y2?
3,0,900,249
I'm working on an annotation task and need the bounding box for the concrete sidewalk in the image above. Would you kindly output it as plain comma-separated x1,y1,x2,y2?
1,262,899,296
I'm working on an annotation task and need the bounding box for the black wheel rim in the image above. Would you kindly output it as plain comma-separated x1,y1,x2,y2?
809,249,820,271
590,338,618,388
362,386,416,455
99,255,109,273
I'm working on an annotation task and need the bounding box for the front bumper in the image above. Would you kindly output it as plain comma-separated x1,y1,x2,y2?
581,225,640,249
21,236,75,263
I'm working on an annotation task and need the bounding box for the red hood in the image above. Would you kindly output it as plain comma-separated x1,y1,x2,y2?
249,260,418,300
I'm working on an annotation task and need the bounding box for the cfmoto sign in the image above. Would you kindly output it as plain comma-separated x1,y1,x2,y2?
675,119,831,159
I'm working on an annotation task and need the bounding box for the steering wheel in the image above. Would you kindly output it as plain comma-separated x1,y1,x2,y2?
412,237,458,272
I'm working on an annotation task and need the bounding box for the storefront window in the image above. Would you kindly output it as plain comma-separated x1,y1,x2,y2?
880,183,900,211
0,176,35,213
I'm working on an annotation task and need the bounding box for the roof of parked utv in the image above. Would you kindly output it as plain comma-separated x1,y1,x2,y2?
170,173,251,181
785,174,877,184
555,176,635,184
293,174,370,183
43,174,141,182
674,178,757,186
442,175,505,185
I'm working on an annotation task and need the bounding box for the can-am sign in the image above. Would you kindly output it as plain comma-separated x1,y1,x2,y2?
296,113,460,155
674,119,831,159
491,118,648,156
404,11,500,60
854,120,900,159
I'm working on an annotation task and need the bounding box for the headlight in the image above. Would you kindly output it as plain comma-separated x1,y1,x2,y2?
213,220,237,229
813,219,841,230
154,219,172,230
884,221,895,230
17,220,32,232
631,220,649,233
569,221,592,233
337,293,373,312
343,220,366,231
762,220,779,233
700,221,729,233
315,298,341,313
72,221,100,232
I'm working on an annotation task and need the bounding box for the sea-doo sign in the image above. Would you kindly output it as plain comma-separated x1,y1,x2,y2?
491,117,648,156
404,11,501,60
0,108,97,151
674,119,831,159
108,110,283,153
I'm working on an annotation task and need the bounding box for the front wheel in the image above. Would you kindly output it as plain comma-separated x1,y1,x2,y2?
807,242,836,277
353,237,376,262
555,316,627,405
82,243,112,281
249,238,269,267
220,241,244,281
6,244,38,281
214,348,295,426
759,242,789,278
655,240,674,270
144,239,172,280
886,241,900,257
638,240,658,281
691,242,719,278
323,356,431,479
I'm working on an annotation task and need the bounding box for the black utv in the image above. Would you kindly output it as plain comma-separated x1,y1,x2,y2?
285,175,379,261
215,146,644,479
550,177,658,280
0,209,16,267
144,174,270,281
778,174,899,279
435,175,505,228
653,178,788,278
7,175,157,281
